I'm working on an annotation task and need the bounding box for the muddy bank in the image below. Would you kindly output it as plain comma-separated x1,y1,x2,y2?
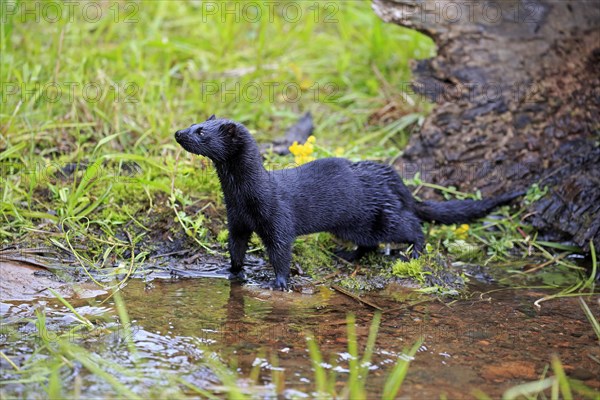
0,260,106,302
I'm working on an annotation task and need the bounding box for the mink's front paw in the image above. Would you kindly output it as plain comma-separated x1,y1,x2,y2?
263,276,289,291
229,271,246,282
218,267,246,282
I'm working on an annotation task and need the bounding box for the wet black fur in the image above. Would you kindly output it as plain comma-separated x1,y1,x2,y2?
175,116,524,290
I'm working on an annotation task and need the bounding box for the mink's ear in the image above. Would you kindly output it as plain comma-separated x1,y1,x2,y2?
207,114,216,121
219,122,237,137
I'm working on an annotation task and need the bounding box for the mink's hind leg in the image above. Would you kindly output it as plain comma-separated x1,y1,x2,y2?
393,211,425,259
336,245,378,262
410,234,425,259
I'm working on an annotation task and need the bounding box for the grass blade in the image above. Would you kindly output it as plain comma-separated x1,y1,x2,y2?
381,338,422,399
579,297,600,342
502,377,555,400
306,334,328,398
59,341,142,400
46,288,93,328
551,356,573,400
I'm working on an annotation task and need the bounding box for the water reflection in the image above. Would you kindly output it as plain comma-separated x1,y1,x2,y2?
1,277,598,398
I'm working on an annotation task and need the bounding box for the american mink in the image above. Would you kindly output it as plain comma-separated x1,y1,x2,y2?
175,115,524,290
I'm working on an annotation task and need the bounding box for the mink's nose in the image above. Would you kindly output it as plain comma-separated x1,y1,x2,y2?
174,129,187,141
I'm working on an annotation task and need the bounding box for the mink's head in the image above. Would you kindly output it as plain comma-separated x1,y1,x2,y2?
174,115,251,163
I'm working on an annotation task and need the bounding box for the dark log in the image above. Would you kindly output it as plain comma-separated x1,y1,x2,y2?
373,0,600,251
261,112,314,155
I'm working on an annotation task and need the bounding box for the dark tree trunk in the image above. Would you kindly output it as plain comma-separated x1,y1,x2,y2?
372,0,600,251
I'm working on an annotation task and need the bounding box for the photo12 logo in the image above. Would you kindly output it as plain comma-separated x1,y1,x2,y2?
198,1,339,23
1,1,139,24
200,81,339,104
393,1,544,24
1,81,139,104
397,81,542,104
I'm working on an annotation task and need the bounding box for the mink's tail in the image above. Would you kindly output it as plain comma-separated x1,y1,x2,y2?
414,190,526,225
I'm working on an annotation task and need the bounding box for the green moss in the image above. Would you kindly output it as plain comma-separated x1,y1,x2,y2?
391,258,427,283
338,276,363,291
444,239,483,260
217,229,229,246
249,233,263,249
291,233,336,277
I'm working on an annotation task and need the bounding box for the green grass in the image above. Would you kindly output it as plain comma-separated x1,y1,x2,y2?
305,312,422,399
0,0,435,279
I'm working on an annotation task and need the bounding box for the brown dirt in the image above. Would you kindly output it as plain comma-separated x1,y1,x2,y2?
0,261,106,301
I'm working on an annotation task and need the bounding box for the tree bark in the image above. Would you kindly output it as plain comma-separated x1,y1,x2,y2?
372,0,600,251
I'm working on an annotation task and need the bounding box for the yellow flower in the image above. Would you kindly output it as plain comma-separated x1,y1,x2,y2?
289,136,316,165
289,141,301,155
454,224,470,240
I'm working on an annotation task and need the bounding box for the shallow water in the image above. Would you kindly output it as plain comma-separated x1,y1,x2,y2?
1,276,599,398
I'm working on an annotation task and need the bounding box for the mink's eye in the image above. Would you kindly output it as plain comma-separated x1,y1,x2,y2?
195,127,204,136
